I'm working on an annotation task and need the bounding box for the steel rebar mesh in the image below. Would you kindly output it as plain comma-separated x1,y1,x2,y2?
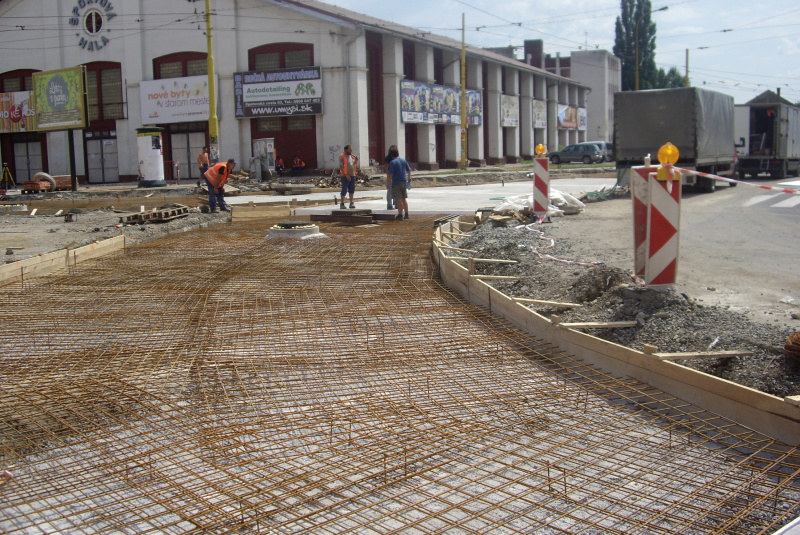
1,217,798,534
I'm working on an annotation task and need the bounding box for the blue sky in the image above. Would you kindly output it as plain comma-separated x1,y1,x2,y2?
331,0,800,105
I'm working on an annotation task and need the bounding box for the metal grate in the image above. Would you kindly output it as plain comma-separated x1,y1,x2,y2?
1,217,798,534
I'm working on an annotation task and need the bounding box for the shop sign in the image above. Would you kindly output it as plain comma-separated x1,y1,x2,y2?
68,0,117,51
234,67,323,118
0,91,36,133
32,66,87,131
139,75,218,124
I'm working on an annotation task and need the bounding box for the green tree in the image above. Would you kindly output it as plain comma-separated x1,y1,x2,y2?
654,66,686,88
613,0,662,91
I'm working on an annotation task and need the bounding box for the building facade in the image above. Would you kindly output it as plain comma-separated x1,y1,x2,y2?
0,0,590,184
525,40,620,144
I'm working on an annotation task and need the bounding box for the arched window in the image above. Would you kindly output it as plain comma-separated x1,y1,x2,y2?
0,69,37,92
153,52,208,79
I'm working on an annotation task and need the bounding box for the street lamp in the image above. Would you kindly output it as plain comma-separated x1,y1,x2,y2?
635,5,668,91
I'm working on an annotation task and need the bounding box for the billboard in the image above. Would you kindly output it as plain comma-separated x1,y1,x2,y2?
400,79,482,125
501,95,519,127
0,91,35,133
557,103,578,130
140,75,218,124
533,99,547,129
32,66,87,131
234,66,323,118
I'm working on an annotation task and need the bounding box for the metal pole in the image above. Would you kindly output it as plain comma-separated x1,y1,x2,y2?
206,0,219,162
460,13,467,170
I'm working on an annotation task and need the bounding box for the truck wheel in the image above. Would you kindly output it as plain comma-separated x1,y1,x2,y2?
700,176,716,193
582,156,592,165
550,155,561,164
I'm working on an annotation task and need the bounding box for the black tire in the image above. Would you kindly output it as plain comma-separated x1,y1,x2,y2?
550,155,561,165
582,156,592,165
699,176,716,193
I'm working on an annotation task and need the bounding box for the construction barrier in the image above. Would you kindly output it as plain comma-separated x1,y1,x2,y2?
532,157,549,217
675,165,800,194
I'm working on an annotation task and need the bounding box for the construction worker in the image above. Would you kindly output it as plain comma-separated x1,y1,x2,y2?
338,144,359,209
204,158,236,213
196,147,210,187
291,154,306,176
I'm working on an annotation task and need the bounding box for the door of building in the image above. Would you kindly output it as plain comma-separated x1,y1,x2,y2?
85,131,119,183
171,131,206,182
13,138,43,182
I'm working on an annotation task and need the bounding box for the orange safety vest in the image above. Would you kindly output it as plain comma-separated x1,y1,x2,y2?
340,152,357,176
204,162,230,188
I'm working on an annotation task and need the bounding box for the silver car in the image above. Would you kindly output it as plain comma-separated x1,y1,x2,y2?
580,141,613,162
548,143,604,165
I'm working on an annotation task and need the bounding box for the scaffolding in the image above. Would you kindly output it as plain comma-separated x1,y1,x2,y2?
1,218,798,534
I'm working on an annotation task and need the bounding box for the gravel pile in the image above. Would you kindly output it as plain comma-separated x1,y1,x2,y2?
457,219,800,398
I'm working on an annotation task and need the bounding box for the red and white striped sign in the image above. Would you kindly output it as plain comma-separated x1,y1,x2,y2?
532,158,549,217
630,166,653,278
645,166,681,286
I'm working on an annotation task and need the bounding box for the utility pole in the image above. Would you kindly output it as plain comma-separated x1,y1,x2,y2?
460,13,467,170
206,0,219,162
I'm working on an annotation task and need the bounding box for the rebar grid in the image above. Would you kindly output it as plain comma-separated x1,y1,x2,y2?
1,218,798,534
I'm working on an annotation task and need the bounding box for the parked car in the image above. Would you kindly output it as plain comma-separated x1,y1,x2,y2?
549,143,604,165
580,140,613,162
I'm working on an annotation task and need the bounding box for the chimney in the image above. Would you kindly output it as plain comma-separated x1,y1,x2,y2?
524,40,543,68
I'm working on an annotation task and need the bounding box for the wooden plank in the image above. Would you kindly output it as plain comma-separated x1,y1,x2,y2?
470,275,520,280
431,240,477,253
560,321,639,329
514,298,582,308
653,350,754,361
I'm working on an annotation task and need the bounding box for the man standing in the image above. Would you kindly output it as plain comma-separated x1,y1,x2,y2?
338,144,359,209
196,147,210,187
383,145,397,210
204,158,236,213
386,147,411,220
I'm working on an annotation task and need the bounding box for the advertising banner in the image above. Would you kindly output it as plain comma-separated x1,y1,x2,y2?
0,91,35,133
557,103,578,130
32,66,87,131
578,107,587,131
501,95,519,127
533,99,547,129
140,75,217,124
400,79,482,125
234,67,323,119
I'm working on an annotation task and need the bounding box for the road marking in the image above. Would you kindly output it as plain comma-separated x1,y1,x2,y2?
743,194,781,206
772,196,800,208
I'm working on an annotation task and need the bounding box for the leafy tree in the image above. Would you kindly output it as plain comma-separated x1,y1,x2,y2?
655,66,686,88
613,0,661,91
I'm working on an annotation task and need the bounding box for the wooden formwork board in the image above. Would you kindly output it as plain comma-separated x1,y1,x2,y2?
433,218,800,445
0,235,125,286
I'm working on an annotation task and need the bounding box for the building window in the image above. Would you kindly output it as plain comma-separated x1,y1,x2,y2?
287,116,312,130
249,43,313,71
154,52,208,79
85,63,124,124
0,70,35,92
187,59,207,76
256,117,281,132
285,50,311,68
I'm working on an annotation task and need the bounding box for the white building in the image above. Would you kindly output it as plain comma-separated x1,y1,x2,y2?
524,40,620,145
0,0,590,184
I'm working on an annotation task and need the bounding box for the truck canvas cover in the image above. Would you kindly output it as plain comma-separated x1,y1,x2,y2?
614,87,734,164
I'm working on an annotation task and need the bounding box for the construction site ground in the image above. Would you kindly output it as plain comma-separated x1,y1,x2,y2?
1,170,799,533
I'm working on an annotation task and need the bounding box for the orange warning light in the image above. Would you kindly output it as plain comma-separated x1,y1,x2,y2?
535,144,546,156
657,142,679,165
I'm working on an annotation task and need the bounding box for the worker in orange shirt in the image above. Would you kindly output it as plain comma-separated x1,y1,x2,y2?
204,158,236,212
